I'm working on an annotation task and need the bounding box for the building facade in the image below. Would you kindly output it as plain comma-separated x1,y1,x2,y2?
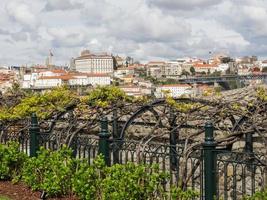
155,84,193,98
75,50,114,74
21,69,111,89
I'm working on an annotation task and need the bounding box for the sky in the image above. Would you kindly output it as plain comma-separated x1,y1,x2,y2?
0,0,267,66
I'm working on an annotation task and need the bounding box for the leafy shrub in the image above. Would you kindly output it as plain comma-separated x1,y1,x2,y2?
72,156,105,199
243,189,267,200
85,85,132,107
0,142,27,181
0,143,198,199
22,146,74,197
72,157,169,200
0,86,76,121
171,187,199,200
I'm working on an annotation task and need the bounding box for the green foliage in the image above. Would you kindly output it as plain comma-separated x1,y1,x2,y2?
5,82,24,96
0,195,11,200
165,95,200,113
256,87,267,101
181,69,190,76
243,189,267,200
72,156,105,200
144,76,161,85
0,86,76,120
171,187,199,200
0,144,200,199
85,85,132,107
73,157,169,200
133,95,152,104
214,87,222,96
22,146,74,197
0,142,27,181
190,66,196,75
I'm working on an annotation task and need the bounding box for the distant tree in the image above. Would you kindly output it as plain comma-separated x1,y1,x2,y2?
211,70,222,76
181,69,190,76
190,67,196,75
220,57,233,63
126,56,133,65
200,71,206,76
112,56,118,69
207,69,211,75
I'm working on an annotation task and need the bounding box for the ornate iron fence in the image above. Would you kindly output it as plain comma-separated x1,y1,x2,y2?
216,151,267,200
0,114,267,200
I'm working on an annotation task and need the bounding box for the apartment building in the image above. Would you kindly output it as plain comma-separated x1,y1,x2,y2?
74,50,114,74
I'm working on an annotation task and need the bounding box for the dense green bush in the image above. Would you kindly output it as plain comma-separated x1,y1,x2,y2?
72,157,169,200
170,187,199,200
0,142,27,181
0,143,199,199
243,189,267,200
22,146,74,197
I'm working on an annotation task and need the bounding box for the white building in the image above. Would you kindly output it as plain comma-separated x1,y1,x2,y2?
35,76,62,88
114,67,134,78
119,85,152,97
216,63,229,72
261,60,267,69
22,70,64,88
69,73,111,86
193,63,218,74
38,69,66,77
74,50,114,74
164,61,182,77
146,61,165,78
21,69,111,89
155,84,193,98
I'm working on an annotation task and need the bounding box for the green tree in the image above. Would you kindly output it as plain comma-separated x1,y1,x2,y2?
85,85,132,108
190,66,196,75
0,86,76,120
181,69,190,76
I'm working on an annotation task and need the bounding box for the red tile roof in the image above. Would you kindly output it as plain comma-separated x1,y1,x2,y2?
193,63,217,68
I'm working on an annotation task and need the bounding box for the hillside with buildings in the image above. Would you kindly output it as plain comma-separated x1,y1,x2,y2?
0,51,266,100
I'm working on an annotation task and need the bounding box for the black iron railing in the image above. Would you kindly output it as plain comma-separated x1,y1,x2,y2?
0,114,266,200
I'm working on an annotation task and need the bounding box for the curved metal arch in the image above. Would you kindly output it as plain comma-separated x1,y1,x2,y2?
120,97,219,139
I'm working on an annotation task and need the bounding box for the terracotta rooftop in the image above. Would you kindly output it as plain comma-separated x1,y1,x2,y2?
193,63,217,68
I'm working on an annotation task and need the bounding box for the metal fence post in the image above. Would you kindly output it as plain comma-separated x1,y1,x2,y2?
169,108,178,170
29,113,40,157
245,133,253,153
70,136,78,158
98,117,111,166
112,108,120,164
203,121,217,200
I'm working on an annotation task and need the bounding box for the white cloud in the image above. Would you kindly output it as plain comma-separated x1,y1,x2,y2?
6,2,37,29
0,0,267,66
147,0,221,10
45,0,82,11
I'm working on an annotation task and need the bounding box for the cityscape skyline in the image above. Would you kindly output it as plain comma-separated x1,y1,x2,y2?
0,0,267,66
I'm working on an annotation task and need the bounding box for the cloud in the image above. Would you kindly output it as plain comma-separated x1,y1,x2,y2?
45,0,82,11
1,0,267,66
6,2,37,29
147,0,221,10
11,32,28,41
47,27,87,48
0,29,10,35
